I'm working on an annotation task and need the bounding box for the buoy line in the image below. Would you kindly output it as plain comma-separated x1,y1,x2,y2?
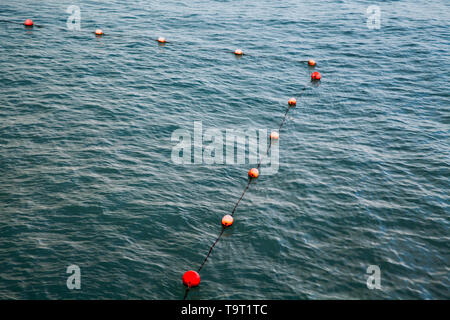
0,19,315,63
0,19,245,55
0,16,323,300
182,75,321,300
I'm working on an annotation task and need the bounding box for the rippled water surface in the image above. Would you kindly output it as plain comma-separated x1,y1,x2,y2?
0,0,449,299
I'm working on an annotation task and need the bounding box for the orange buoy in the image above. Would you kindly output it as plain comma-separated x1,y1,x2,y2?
308,59,316,66
158,37,166,43
288,97,296,106
24,19,33,27
182,270,200,288
270,131,279,140
311,71,321,81
95,29,103,36
248,168,259,178
222,215,234,227
234,49,243,55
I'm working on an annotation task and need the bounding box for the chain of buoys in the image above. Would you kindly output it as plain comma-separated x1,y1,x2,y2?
182,69,322,299
1,18,315,67
0,16,322,300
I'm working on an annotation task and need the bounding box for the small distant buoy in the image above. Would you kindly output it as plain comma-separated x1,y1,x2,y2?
270,131,279,140
311,71,321,81
95,29,103,36
158,37,166,43
24,19,33,27
308,59,316,66
234,49,243,55
288,98,296,106
182,270,200,288
248,168,259,178
222,215,234,227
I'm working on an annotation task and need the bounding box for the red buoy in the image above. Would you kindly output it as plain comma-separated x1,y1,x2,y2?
311,71,321,81
24,19,33,27
248,168,259,178
182,270,200,288
222,215,234,227
288,97,296,106
308,59,316,66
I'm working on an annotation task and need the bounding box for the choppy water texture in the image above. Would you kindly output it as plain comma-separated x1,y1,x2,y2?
0,0,449,299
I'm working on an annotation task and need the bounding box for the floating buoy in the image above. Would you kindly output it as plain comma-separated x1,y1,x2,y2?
311,71,321,81
158,37,166,43
234,49,243,55
248,168,259,178
95,29,103,36
182,270,200,288
308,59,316,66
288,97,296,106
270,131,279,140
222,215,234,227
24,19,33,27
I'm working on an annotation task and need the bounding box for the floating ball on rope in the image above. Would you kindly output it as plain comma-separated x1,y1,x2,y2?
182,270,200,288
308,59,316,66
270,131,279,140
158,37,166,43
288,97,296,106
248,168,259,178
95,29,103,36
24,19,33,27
222,215,234,227
234,49,243,55
311,71,321,81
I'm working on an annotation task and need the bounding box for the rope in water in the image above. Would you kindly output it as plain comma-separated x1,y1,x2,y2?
182,85,316,300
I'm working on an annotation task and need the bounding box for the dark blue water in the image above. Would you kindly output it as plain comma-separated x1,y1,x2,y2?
0,0,449,299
